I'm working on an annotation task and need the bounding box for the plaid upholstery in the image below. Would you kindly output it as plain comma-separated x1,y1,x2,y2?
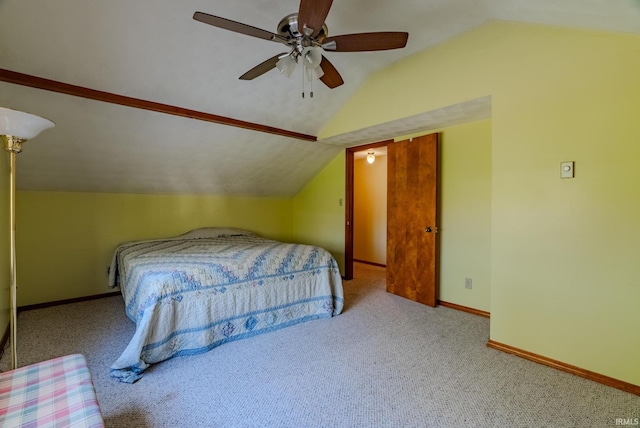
0,354,104,427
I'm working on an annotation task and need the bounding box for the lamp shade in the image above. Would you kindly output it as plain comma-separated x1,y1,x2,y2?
276,55,297,78
302,47,322,69
0,107,55,140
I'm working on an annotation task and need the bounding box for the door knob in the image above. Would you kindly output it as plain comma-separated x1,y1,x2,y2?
425,226,438,233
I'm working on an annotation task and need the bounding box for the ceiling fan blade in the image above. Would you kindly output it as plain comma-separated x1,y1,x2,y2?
318,56,344,89
239,53,288,80
298,0,333,38
322,32,409,52
193,12,287,43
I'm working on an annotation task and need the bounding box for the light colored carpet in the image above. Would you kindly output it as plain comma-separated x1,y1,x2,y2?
2,263,638,427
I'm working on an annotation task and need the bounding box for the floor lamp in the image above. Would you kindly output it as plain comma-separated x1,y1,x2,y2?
0,107,54,370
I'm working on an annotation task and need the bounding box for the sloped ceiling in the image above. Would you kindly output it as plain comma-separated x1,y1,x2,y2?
1,0,639,196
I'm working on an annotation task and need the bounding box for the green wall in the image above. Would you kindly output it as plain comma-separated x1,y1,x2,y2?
292,151,346,274
317,22,640,386
15,191,293,306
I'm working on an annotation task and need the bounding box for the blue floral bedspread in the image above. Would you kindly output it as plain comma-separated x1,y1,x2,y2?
108,230,343,383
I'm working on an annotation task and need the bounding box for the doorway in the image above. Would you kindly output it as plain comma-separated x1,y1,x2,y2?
345,140,391,280
345,134,439,308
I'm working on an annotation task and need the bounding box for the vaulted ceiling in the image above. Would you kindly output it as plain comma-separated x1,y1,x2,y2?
1,0,639,196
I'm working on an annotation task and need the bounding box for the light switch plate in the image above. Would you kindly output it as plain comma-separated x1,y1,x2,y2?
561,161,574,178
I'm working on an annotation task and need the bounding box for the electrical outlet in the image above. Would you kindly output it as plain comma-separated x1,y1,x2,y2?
465,278,472,289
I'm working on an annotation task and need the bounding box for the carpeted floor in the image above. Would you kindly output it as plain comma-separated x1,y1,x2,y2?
2,263,638,427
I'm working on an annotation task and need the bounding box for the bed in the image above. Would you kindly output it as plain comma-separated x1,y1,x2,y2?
108,227,344,383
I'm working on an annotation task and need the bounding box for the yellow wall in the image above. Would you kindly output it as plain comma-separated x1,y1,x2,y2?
438,119,492,312
354,155,387,265
292,151,346,274
15,191,293,306
318,22,640,386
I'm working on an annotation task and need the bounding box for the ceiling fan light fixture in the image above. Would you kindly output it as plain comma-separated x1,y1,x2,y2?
276,54,297,77
301,46,322,69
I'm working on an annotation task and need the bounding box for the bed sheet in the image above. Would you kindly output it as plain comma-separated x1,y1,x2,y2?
109,232,343,383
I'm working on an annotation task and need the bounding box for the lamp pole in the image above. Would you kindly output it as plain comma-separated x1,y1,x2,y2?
2,137,22,369
0,108,54,370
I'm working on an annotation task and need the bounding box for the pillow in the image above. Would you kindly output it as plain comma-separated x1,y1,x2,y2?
177,227,255,240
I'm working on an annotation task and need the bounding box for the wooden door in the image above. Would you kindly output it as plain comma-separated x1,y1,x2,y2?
386,133,438,307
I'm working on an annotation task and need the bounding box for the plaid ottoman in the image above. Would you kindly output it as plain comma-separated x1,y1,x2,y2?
0,354,104,427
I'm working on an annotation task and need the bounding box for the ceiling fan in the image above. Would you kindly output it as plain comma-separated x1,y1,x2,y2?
193,0,409,91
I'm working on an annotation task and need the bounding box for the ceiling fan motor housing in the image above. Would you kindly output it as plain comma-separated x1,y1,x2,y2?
277,13,328,43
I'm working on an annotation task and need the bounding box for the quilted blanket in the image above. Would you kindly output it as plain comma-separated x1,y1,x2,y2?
108,228,343,383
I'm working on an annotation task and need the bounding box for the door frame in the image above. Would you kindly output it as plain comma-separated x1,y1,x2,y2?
344,139,393,280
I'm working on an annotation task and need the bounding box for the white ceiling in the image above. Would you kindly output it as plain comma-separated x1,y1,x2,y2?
1,0,639,196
